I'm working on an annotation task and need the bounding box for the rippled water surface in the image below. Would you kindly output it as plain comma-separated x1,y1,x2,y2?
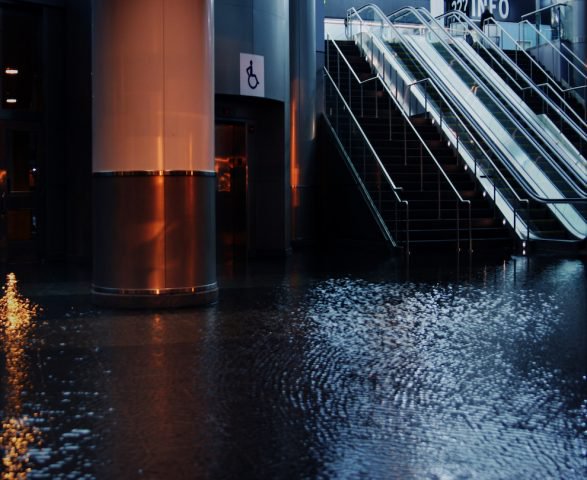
1,253,586,479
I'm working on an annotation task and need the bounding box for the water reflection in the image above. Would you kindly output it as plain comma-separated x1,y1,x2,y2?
0,273,41,479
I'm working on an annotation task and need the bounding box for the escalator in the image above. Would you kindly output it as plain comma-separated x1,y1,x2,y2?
324,40,513,252
357,5,586,239
423,37,586,196
331,4,587,251
383,42,571,241
431,10,587,162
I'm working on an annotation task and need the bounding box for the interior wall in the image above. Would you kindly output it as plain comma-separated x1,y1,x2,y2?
64,0,92,263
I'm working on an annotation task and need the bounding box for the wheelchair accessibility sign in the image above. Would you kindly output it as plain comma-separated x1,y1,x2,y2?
240,53,264,97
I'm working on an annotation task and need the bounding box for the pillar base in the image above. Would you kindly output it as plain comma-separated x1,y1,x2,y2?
92,171,217,308
92,284,218,309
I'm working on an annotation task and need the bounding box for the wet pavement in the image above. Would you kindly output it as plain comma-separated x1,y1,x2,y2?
0,250,586,479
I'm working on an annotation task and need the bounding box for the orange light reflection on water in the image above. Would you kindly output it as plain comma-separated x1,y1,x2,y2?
0,273,42,480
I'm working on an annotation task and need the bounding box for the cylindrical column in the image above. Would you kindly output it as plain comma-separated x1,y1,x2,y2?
92,0,217,308
290,0,316,244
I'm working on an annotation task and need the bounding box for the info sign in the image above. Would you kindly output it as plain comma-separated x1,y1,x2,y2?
444,0,536,22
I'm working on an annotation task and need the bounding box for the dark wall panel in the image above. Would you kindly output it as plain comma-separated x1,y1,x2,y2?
324,0,429,18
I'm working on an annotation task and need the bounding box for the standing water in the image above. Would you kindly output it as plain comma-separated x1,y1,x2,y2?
0,253,586,479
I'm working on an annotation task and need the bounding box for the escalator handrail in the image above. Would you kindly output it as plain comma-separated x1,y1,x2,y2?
518,19,587,83
328,36,472,208
384,6,587,195
342,25,534,242
368,4,587,198
352,31,530,210
436,10,581,96
348,6,587,204
434,10,587,136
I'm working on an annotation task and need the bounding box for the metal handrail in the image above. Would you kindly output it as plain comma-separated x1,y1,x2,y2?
323,67,403,195
348,4,587,239
322,109,398,248
520,2,570,20
436,10,587,133
323,66,409,250
437,10,581,98
388,6,587,166
381,5,587,198
327,38,473,250
349,27,532,241
518,20,587,82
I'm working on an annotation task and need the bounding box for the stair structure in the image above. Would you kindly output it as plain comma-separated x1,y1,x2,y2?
325,40,515,253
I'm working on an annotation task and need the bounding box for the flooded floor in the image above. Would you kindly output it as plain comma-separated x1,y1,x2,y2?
1,251,586,479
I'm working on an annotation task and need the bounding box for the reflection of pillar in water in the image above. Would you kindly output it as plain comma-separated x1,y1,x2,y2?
92,0,217,307
0,273,41,478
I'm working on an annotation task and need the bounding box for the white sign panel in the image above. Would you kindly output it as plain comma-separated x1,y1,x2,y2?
240,53,264,98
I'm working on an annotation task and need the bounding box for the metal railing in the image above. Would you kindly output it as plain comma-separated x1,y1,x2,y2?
384,7,587,199
323,63,409,251
346,4,587,240
346,27,531,243
376,7,585,193
436,10,587,131
327,36,474,251
518,18,587,104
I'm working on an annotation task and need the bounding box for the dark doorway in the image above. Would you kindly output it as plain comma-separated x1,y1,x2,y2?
215,122,248,260
0,125,40,263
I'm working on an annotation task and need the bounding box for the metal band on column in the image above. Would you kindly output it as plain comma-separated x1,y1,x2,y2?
92,171,217,308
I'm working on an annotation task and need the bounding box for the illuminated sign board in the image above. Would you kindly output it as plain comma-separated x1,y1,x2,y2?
444,0,535,22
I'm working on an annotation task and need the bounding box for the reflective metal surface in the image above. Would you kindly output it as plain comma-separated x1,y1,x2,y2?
92,173,217,307
2,252,586,478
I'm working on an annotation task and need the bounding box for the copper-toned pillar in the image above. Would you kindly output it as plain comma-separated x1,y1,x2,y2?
92,0,217,307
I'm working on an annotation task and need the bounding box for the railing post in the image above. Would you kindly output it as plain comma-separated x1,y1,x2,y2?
526,202,530,243
406,204,410,256
420,142,423,191
361,84,364,117
456,200,460,253
438,171,441,219
362,142,366,180
375,79,378,118
337,52,340,88
395,201,398,240
335,89,339,133
348,69,351,108
378,173,382,211
327,37,330,72
388,96,392,141
403,119,407,166
468,203,472,254
513,208,517,246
